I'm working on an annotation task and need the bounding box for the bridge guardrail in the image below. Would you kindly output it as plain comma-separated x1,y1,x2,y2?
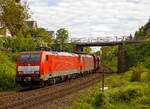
69,36,131,43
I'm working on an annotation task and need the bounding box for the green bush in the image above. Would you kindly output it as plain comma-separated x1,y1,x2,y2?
134,95,150,109
0,51,16,91
124,44,139,71
2,32,37,52
109,85,144,103
0,71,16,91
23,28,54,48
65,70,150,109
131,63,143,82
108,88,121,103
139,68,150,82
8,53,19,62
70,92,107,109
105,73,130,88
71,103,94,109
143,57,150,69
101,57,118,72
92,92,107,108
120,86,143,102
105,102,135,109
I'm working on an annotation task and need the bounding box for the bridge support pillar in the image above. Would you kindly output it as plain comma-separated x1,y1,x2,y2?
118,44,125,73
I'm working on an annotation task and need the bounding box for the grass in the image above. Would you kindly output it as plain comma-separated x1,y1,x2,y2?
0,51,18,91
101,57,118,72
62,66,150,109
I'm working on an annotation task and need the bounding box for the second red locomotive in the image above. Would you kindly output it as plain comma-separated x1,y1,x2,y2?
16,51,100,86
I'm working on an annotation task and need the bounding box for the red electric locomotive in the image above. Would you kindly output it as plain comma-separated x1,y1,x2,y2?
16,51,100,87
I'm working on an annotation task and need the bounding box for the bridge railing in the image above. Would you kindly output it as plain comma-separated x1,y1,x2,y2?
69,36,131,43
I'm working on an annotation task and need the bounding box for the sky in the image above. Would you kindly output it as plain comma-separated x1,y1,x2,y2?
27,0,150,52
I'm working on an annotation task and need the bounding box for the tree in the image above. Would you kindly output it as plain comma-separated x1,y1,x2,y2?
23,28,53,47
134,19,150,40
15,0,21,3
83,47,92,54
55,28,69,50
0,0,30,36
129,34,133,40
134,26,145,40
2,32,37,52
93,50,101,56
53,28,74,52
101,46,118,57
23,28,49,38
143,19,150,36
146,28,150,37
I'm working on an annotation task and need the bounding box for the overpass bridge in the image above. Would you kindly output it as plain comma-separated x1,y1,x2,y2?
69,36,140,73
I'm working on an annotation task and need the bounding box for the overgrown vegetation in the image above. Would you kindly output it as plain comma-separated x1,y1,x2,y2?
0,0,30,36
63,65,150,109
53,28,73,52
99,20,150,73
0,51,18,91
62,19,150,109
100,46,118,72
124,20,150,71
2,33,37,52
130,62,143,82
0,27,73,53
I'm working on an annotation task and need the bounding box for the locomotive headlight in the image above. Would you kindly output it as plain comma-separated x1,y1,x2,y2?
34,71,39,74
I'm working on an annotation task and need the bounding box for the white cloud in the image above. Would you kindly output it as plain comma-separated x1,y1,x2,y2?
27,0,150,39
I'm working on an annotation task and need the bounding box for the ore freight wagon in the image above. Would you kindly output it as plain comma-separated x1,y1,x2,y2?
16,51,100,87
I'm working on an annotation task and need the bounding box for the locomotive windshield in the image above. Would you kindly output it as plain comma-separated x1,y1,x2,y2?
19,54,41,62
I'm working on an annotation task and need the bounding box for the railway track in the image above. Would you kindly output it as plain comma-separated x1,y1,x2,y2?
0,82,67,106
0,91,16,99
0,73,109,109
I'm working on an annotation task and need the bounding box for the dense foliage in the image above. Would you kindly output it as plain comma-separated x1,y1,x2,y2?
99,19,150,72
0,28,73,53
23,28,53,47
135,19,150,39
124,20,150,71
64,20,150,109
53,28,73,52
2,33,37,52
100,46,118,72
0,0,30,36
64,65,150,109
83,47,92,54
0,51,18,91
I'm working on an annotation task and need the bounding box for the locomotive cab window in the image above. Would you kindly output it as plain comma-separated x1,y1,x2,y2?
46,55,49,61
19,54,41,62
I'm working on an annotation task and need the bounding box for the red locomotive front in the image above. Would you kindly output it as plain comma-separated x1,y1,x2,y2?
16,52,44,86
16,51,81,86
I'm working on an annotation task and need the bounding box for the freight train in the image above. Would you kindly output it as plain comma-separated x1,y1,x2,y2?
16,51,100,87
